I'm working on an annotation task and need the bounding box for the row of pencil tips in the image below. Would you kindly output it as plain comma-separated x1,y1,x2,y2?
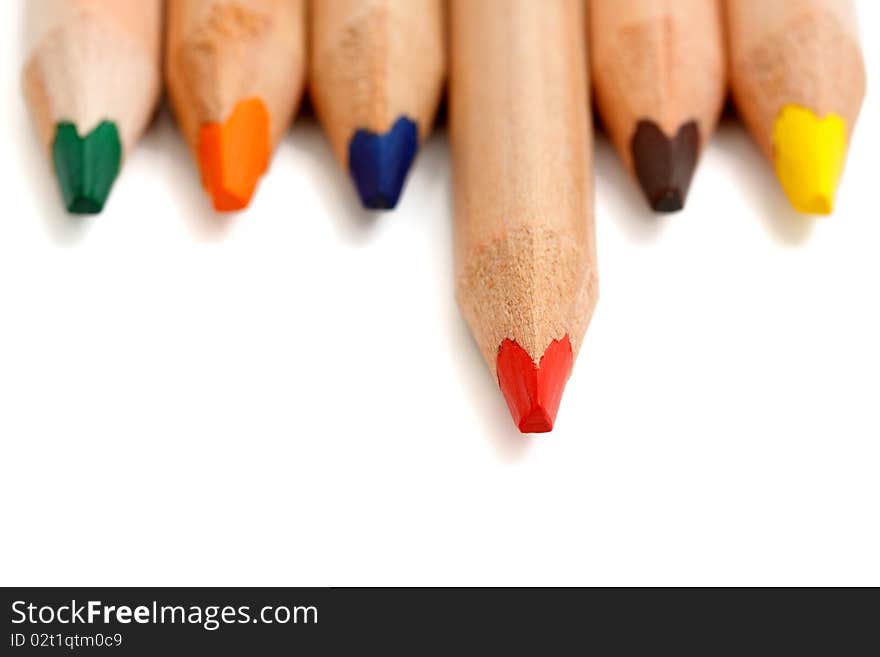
23,0,866,433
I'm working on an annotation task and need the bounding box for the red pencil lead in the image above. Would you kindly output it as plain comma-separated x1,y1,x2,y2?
496,336,573,434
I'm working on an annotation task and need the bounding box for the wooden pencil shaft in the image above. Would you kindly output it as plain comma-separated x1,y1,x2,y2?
726,0,865,156
451,0,597,373
26,0,161,52
309,0,446,165
166,0,307,151
23,0,162,154
590,0,726,167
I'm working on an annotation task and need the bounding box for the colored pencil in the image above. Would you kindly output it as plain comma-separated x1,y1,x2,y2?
310,0,446,210
166,0,307,212
450,0,598,433
726,0,866,215
22,0,162,215
590,0,727,212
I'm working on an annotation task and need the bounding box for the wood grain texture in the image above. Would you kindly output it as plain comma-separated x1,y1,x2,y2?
166,0,307,154
726,0,865,159
451,0,597,376
309,0,446,167
590,0,726,172
22,0,162,156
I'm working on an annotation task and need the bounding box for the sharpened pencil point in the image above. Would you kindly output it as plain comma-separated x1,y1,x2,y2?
496,336,573,434
772,105,846,215
197,98,270,212
652,188,684,213
631,120,699,213
52,121,121,215
348,116,418,210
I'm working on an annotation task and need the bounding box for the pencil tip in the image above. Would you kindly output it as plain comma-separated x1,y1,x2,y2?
52,121,121,215
348,116,418,210
651,188,685,213
198,98,270,212
631,120,699,213
496,336,573,434
773,105,846,215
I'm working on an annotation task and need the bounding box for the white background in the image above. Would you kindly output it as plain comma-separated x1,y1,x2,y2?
1,1,878,586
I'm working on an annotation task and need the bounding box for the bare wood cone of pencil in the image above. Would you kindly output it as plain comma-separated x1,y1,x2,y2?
451,0,599,433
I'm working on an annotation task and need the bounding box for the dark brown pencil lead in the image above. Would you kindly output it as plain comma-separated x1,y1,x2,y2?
631,120,699,213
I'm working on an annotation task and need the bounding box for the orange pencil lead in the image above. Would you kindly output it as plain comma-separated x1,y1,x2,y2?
197,99,271,212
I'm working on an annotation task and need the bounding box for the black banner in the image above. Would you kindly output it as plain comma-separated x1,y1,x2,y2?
1,588,876,654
